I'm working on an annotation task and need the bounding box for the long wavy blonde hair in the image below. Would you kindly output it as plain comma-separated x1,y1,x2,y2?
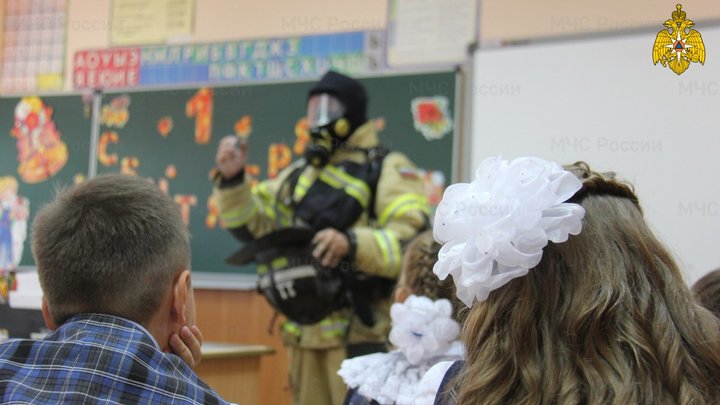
452,162,720,404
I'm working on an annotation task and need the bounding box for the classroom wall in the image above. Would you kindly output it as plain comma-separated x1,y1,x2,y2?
0,4,4,64
62,0,720,92
480,0,720,44
64,0,387,92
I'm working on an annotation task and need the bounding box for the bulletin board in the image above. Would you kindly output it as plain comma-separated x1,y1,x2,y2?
95,70,458,279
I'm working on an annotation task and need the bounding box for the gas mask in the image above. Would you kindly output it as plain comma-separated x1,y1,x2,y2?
304,93,350,167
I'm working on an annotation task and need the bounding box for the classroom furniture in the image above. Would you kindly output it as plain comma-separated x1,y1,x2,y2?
197,342,275,405
0,305,46,339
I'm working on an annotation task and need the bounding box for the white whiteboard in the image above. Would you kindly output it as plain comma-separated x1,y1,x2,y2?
471,26,720,285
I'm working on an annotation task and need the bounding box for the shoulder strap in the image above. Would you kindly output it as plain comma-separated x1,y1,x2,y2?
364,146,390,220
274,162,307,225
434,360,464,405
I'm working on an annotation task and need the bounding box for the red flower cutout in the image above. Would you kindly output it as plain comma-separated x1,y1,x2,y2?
417,102,443,124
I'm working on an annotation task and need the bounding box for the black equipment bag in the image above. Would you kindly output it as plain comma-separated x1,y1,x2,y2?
226,227,348,325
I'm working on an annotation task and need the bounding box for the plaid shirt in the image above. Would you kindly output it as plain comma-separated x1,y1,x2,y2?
0,313,229,404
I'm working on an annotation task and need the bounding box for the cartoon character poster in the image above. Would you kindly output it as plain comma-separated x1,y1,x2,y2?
0,176,29,270
11,97,68,183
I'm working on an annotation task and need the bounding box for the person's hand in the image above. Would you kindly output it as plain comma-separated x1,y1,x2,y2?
312,228,350,268
169,325,204,368
215,135,247,179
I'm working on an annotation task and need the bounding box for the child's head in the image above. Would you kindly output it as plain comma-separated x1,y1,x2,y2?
435,158,720,404
395,230,463,322
33,174,192,327
693,268,720,318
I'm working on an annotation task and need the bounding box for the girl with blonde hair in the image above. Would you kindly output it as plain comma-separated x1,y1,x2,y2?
421,157,720,405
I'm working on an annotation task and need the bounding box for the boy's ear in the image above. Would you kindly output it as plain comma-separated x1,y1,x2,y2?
171,269,191,326
41,296,58,330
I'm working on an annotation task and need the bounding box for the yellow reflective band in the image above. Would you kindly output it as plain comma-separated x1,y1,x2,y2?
319,317,349,337
373,230,402,277
254,256,287,275
293,175,313,201
220,201,258,229
255,182,272,199
378,194,430,226
261,201,276,220
253,181,294,225
276,201,292,216
271,256,288,270
327,166,370,205
318,170,342,188
252,183,278,220
275,202,293,226
319,165,370,208
282,321,302,336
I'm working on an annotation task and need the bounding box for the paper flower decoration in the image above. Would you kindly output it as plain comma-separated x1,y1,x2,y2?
389,295,460,365
165,164,177,179
101,95,130,128
157,116,173,137
433,156,585,307
234,115,252,139
120,157,139,176
411,96,453,141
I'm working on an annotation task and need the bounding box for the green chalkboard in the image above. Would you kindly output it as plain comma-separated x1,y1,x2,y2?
95,71,457,275
0,95,92,269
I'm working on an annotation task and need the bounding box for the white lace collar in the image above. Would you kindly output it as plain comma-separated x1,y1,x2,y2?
338,341,463,405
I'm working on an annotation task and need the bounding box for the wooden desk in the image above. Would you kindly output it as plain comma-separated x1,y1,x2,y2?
196,342,275,405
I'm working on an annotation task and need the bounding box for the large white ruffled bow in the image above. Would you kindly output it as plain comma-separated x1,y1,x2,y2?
433,156,585,307
389,295,460,365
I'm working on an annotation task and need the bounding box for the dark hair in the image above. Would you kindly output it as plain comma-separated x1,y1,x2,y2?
32,174,190,325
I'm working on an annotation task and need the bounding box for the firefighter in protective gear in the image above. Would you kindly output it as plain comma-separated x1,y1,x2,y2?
213,70,430,405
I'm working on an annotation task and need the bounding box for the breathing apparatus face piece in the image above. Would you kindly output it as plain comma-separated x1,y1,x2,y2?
305,93,349,167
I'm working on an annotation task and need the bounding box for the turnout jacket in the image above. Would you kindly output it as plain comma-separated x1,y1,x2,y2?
214,122,429,348
0,313,229,405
